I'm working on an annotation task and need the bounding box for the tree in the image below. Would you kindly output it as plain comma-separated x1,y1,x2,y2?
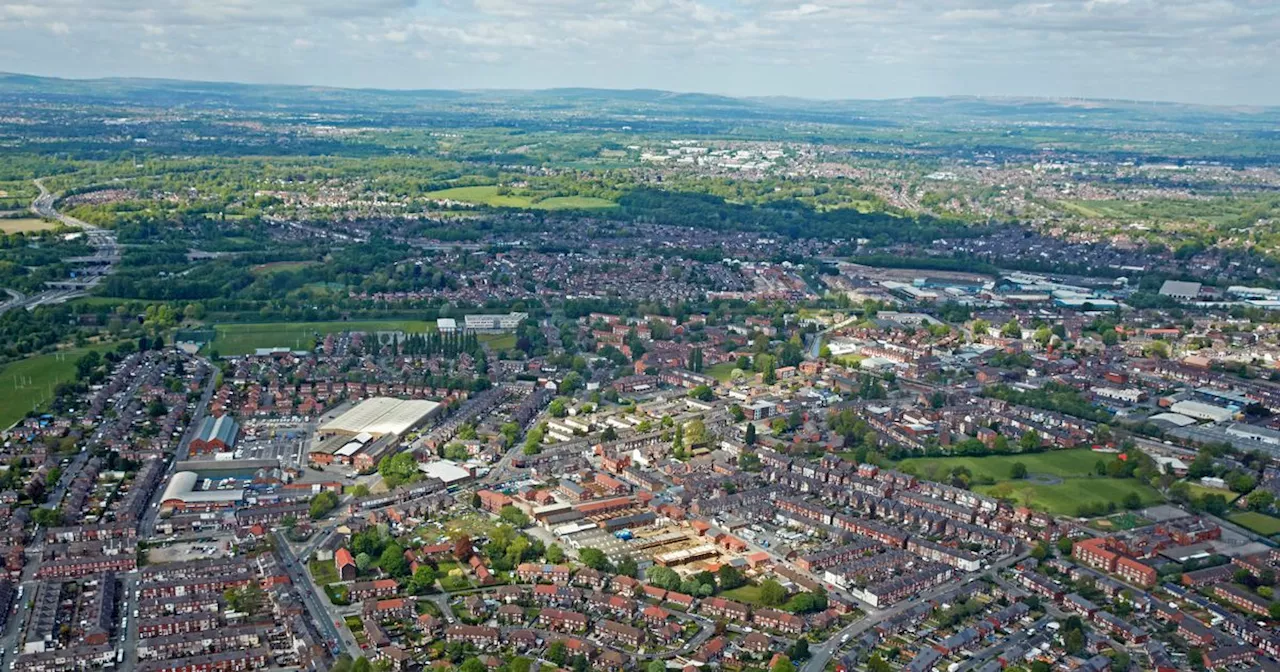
744,422,756,446
868,655,892,672
787,638,810,661
1011,462,1028,479
547,641,568,666
1064,628,1085,656
379,543,409,578
616,556,639,578
648,662,667,672
759,579,787,607
579,547,613,572
647,566,682,592
717,565,746,590
1123,492,1142,509
1057,536,1075,556
770,657,795,672
460,658,486,672
378,452,420,487
499,505,530,527
409,565,438,594
352,657,372,672
224,583,266,615
1001,319,1022,338
689,384,714,401
546,544,565,564
1019,430,1041,452
309,490,339,520
355,553,374,572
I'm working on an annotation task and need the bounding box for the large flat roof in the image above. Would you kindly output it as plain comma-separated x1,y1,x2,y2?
319,397,440,437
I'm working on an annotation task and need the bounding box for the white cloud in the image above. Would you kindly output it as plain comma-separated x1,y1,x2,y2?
0,0,1274,104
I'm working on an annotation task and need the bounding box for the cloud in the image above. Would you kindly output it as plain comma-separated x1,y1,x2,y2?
0,0,1274,104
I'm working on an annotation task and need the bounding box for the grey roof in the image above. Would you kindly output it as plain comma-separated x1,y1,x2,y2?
197,415,239,447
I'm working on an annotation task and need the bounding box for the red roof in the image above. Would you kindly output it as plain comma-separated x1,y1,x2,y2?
335,548,355,568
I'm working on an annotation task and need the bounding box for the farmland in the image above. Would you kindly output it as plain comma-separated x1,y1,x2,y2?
0,217,57,233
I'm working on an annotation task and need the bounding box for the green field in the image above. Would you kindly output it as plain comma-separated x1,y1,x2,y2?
424,185,616,210
895,450,1163,517
211,320,437,355
977,478,1162,517
720,584,766,606
896,449,1105,481
1229,511,1280,537
1184,482,1241,504
704,362,738,383
0,343,119,430
0,217,57,233
309,559,340,585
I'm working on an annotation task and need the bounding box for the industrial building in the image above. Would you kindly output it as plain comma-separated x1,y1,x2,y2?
189,415,239,455
318,397,441,439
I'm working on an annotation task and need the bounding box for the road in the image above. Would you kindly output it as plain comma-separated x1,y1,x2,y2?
141,363,217,538
801,552,1029,672
1,178,120,314
276,531,358,657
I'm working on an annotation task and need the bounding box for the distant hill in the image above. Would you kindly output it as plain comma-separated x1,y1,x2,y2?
1,71,1277,131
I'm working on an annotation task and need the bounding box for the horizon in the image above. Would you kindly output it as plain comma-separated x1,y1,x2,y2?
0,0,1276,106
3,69,1277,111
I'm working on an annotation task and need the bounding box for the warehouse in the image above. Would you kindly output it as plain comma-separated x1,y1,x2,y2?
159,471,245,513
318,397,441,439
189,415,240,456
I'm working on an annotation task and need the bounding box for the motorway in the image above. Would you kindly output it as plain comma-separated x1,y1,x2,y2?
0,178,120,314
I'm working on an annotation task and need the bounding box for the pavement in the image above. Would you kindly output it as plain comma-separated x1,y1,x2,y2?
800,552,1029,672
276,530,358,657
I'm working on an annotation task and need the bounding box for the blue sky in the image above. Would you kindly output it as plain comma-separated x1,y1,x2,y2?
0,0,1276,105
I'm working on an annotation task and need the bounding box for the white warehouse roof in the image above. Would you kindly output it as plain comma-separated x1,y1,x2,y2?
319,397,440,438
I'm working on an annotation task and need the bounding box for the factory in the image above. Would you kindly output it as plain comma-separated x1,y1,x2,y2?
311,397,442,471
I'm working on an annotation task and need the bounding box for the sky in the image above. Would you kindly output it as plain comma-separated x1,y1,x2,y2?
0,0,1277,105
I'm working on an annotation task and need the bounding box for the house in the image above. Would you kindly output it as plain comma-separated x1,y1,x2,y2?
335,548,357,582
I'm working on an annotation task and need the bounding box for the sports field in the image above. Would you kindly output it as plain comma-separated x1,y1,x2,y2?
0,342,118,429
895,449,1164,517
896,449,1105,481
212,320,437,355
976,478,1162,517
1229,511,1280,537
424,185,616,210
0,218,57,233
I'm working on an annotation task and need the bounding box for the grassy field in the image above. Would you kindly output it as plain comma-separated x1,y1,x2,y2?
0,217,57,233
1229,511,1280,537
0,343,119,430
895,450,1163,517
1184,482,1241,504
424,185,616,210
704,362,738,383
720,584,766,606
309,559,340,586
249,260,318,275
896,449,1105,481
211,320,437,355
977,478,1163,517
